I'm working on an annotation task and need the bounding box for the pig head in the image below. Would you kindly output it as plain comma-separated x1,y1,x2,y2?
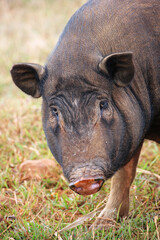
11,51,146,195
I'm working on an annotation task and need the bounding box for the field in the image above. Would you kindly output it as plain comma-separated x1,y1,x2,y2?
0,0,159,239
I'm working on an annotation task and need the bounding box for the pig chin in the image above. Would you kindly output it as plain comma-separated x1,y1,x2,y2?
64,160,111,196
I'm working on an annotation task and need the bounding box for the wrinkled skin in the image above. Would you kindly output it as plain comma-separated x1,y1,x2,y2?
11,0,160,227
42,75,144,183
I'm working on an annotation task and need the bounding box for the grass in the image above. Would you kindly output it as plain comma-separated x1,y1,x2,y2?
0,0,159,239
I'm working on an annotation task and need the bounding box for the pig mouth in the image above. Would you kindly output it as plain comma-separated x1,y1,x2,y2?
68,165,107,195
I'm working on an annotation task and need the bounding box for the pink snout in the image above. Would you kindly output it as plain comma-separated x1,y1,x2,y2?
69,178,104,195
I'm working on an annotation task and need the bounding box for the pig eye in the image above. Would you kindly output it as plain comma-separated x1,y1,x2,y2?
100,100,108,111
52,107,58,117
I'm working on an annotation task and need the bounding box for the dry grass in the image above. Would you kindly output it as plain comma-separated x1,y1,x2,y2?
0,0,159,239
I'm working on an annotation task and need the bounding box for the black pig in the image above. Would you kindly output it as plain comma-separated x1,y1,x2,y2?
11,0,160,227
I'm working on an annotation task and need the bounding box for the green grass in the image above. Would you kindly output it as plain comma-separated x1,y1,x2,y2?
0,0,159,239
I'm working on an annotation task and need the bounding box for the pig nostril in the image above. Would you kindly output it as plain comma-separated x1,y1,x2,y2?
69,184,76,191
69,184,83,195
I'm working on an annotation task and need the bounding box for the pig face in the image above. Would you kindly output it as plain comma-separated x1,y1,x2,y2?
11,52,136,195
42,81,125,194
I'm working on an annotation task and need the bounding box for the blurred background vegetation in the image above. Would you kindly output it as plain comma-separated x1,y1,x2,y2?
0,0,86,97
0,0,159,239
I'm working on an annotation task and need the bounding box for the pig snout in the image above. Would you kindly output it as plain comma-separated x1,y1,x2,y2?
68,167,105,195
69,178,104,195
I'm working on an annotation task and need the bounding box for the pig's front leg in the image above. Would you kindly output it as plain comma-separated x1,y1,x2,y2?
93,143,143,229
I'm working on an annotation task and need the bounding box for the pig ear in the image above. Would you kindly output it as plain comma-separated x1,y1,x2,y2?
99,52,134,87
10,63,45,98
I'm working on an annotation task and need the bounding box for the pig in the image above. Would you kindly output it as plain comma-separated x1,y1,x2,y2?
11,0,160,227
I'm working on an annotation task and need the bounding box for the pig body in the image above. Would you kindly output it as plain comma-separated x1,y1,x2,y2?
11,0,160,227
